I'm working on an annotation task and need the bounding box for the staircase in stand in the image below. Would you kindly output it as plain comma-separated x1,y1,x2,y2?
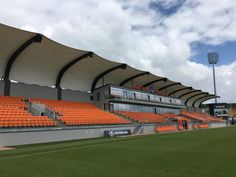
155,121,177,133
133,124,144,134
26,100,66,127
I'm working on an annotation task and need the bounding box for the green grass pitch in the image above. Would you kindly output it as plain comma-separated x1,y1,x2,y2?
0,127,235,177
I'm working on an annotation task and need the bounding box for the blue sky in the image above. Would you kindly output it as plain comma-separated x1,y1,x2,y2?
191,42,236,66
149,0,236,67
149,0,185,16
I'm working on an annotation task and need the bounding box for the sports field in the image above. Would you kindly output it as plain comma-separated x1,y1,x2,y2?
0,127,235,177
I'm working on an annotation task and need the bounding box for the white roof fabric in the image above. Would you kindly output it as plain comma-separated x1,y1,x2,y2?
0,23,217,107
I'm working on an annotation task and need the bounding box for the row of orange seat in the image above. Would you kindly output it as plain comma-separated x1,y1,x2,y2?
0,121,56,127
199,124,209,129
30,98,130,126
117,111,165,123
0,96,57,128
181,110,223,122
0,116,54,120
193,112,224,122
181,111,205,121
155,125,177,132
161,113,179,119
192,123,209,129
0,96,219,129
0,113,30,116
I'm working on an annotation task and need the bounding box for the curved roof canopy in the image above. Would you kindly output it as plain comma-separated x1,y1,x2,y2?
0,23,218,107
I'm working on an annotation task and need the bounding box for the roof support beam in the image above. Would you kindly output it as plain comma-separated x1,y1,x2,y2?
142,78,167,88
91,64,127,92
119,72,150,86
3,34,42,96
199,96,220,107
184,92,208,106
192,95,219,107
158,82,181,91
179,90,201,99
168,87,192,96
55,51,93,100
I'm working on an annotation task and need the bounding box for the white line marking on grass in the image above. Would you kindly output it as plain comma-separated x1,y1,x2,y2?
0,142,108,160
0,133,166,161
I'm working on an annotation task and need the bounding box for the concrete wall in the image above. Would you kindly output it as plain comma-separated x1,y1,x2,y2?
0,82,92,102
0,122,229,146
62,89,92,102
93,85,109,110
186,122,226,129
0,81,3,95
0,124,158,146
209,122,227,128
11,82,57,99
94,86,109,111
187,122,193,130
142,125,155,134
187,107,197,112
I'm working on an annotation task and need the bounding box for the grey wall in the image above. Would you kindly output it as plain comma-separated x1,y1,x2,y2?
209,122,226,128
187,122,193,130
142,125,155,134
10,82,57,99
0,122,228,146
0,81,3,95
93,85,109,110
62,89,92,102
1,82,92,102
0,124,158,146
0,126,137,146
187,107,195,112
186,107,203,112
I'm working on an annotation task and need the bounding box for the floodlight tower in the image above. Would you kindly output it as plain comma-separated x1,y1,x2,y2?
208,52,219,103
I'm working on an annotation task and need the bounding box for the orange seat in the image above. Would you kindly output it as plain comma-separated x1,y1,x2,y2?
0,96,57,128
29,98,130,126
117,111,165,123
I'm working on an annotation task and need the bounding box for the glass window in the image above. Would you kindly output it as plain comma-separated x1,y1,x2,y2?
142,94,149,101
97,92,100,101
173,99,177,105
127,91,135,100
160,97,165,103
149,95,155,102
165,98,170,104
170,99,174,104
111,102,181,114
110,87,123,98
123,91,127,99
135,92,143,100
110,86,182,107
155,96,160,102
177,100,182,105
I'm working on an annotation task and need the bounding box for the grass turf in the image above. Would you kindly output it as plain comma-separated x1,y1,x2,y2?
0,127,235,177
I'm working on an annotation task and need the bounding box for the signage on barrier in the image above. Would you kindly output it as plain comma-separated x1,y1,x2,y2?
104,129,131,137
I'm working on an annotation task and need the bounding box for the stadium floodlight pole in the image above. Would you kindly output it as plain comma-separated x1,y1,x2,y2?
208,52,219,103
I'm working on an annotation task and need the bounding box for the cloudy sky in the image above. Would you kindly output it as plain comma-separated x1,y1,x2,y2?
0,0,236,103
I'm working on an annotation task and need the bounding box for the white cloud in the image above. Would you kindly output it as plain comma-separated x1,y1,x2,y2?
0,0,236,103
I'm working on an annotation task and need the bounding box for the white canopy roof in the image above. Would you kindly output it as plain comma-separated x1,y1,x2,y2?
0,23,218,107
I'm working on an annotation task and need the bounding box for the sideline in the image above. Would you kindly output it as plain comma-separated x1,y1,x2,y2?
0,134,158,160
0,141,113,160
0,146,14,151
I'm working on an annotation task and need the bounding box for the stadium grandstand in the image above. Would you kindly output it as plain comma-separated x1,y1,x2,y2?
0,23,226,146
